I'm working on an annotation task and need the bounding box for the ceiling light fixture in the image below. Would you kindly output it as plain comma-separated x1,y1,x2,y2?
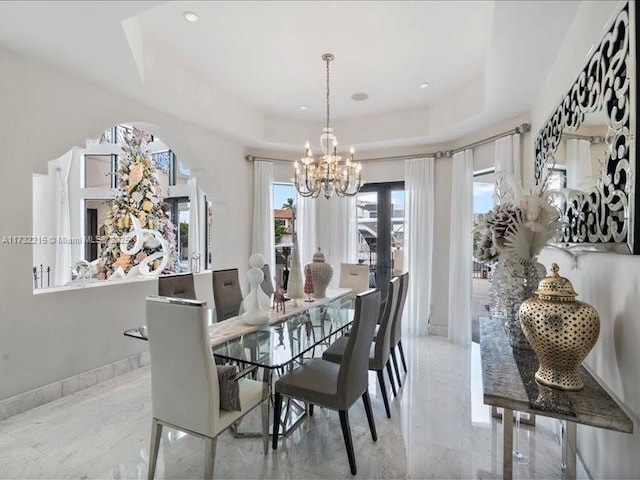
419,82,430,89
183,11,199,23
294,53,363,199
299,105,308,111
351,92,369,101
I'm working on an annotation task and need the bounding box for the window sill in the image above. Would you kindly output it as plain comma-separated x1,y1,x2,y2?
32,270,212,295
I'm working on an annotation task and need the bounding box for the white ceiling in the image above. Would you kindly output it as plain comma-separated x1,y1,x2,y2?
0,1,583,151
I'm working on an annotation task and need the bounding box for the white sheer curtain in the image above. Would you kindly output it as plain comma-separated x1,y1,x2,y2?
54,151,73,286
296,194,317,266
329,196,358,285
251,161,275,276
403,157,434,336
565,139,593,189
494,133,521,202
448,149,473,345
187,177,202,270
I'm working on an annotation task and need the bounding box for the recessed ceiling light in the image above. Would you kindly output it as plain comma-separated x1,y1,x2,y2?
351,92,369,101
183,11,199,23
419,82,431,89
299,105,308,111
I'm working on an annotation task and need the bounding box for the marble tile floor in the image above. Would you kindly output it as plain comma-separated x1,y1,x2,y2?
0,336,575,479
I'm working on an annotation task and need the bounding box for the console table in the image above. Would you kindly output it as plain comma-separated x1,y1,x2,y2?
479,316,633,479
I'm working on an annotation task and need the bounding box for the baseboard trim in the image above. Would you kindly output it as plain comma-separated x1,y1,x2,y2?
0,351,150,421
427,324,448,337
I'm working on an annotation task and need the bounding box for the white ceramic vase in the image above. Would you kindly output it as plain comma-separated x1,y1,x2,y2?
287,233,304,305
310,248,333,299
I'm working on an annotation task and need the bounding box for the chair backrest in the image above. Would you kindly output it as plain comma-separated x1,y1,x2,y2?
339,263,370,294
391,272,409,347
337,289,381,408
146,296,219,437
371,276,400,368
261,264,274,298
158,273,196,299
211,269,243,321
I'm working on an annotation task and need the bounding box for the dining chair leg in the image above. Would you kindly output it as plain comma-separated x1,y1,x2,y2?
261,398,269,455
361,392,377,441
148,419,163,480
376,370,391,418
339,410,357,475
391,348,402,388
398,340,407,373
386,360,397,397
204,436,217,480
272,392,282,450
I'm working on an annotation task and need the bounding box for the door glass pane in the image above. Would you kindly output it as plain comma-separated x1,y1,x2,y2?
151,151,171,189
84,155,115,188
85,199,111,261
177,201,190,263
176,160,190,186
391,189,405,276
356,191,378,282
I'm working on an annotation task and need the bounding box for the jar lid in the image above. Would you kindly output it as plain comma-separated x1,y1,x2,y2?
313,248,326,262
536,263,577,301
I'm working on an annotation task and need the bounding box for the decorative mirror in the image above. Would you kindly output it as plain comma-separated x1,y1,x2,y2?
534,2,638,254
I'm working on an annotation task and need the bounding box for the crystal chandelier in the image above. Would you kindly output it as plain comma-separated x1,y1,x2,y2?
294,53,363,199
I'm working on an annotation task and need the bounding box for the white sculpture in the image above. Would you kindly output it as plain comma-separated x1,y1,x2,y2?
242,261,270,326
249,253,272,311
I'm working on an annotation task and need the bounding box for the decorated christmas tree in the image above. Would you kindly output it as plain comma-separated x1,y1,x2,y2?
98,128,177,279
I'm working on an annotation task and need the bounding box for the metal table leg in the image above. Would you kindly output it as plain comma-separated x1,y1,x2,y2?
561,420,577,479
492,406,536,426
503,407,514,480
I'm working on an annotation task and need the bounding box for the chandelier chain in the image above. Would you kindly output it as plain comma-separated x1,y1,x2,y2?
326,55,330,134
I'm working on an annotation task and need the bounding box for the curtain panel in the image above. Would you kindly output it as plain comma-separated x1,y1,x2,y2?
448,149,473,345
54,151,73,286
565,139,593,190
329,196,358,286
403,157,434,336
251,161,275,277
494,133,521,202
296,194,317,266
187,177,202,267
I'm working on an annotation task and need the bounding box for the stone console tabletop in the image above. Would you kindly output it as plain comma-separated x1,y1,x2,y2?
479,316,633,479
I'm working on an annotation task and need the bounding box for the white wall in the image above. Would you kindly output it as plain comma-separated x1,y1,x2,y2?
531,2,639,478
0,46,252,400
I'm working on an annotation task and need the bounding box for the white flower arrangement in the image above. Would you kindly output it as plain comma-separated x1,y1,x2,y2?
475,172,561,266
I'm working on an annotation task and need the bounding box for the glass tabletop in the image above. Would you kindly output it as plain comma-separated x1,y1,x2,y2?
124,288,355,370
211,296,354,369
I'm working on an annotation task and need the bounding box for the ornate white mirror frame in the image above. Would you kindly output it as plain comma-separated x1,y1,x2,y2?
534,1,638,254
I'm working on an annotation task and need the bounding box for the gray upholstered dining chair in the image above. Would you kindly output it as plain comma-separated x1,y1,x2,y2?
389,272,409,385
158,273,196,299
145,296,269,480
272,289,381,475
211,268,243,321
322,276,400,418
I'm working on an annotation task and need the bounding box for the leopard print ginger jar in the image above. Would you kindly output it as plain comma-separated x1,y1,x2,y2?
518,263,600,391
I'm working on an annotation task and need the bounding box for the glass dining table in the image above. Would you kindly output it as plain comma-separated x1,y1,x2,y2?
124,287,355,436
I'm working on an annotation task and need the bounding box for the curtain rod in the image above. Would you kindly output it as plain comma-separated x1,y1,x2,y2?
245,123,531,164
561,132,604,144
